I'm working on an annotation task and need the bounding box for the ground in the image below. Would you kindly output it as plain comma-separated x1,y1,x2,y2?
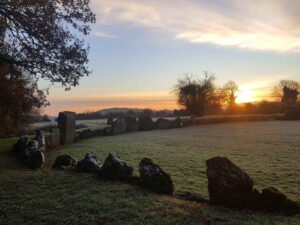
0,121,299,225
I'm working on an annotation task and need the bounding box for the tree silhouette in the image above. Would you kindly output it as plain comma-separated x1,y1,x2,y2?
0,65,48,135
221,81,239,112
273,80,300,104
173,72,220,116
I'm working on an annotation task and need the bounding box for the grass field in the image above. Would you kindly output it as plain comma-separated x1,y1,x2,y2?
0,121,300,225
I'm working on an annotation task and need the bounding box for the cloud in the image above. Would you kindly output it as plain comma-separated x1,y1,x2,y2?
91,0,300,52
94,31,117,38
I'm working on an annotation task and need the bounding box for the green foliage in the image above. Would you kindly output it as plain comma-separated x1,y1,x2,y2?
0,0,95,89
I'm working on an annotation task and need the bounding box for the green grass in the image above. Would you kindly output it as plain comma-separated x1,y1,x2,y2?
0,121,299,225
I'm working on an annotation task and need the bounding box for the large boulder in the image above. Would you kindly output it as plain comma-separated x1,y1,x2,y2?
156,118,171,129
13,136,29,154
206,157,254,208
138,116,155,131
75,152,101,173
124,116,138,132
206,157,300,213
111,118,127,135
139,158,174,195
24,143,45,169
98,153,133,181
52,154,77,170
13,136,45,169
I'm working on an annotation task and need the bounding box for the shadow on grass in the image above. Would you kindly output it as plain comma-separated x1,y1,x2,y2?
0,170,206,225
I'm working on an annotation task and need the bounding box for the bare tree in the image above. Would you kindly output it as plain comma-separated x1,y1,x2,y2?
221,81,239,111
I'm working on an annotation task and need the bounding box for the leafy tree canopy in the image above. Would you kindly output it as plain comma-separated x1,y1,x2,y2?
0,65,48,136
0,0,95,89
173,72,220,116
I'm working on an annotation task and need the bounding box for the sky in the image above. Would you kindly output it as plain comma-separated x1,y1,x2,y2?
41,0,300,116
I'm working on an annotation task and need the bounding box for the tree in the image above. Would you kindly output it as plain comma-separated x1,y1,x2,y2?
273,80,300,104
173,72,220,116
0,0,95,89
0,65,48,136
221,81,239,111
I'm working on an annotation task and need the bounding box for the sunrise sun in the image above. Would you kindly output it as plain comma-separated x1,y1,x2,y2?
236,89,256,104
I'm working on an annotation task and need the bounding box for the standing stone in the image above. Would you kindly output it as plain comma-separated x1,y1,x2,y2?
206,157,254,208
52,154,77,170
76,152,101,173
98,153,133,181
124,116,138,132
22,139,44,169
112,118,127,135
138,116,155,131
13,135,45,169
58,111,76,144
156,118,171,129
139,158,174,195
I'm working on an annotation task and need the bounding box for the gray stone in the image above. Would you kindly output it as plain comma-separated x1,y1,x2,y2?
52,154,77,170
76,152,101,173
138,116,155,131
206,157,254,208
98,153,133,181
124,116,138,132
156,118,171,129
58,111,76,144
13,135,45,169
112,118,127,135
139,158,174,195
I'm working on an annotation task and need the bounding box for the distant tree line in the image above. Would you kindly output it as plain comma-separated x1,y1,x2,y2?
173,72,300,117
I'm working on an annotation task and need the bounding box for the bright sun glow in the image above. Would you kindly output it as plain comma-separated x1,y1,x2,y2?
236,89,256,104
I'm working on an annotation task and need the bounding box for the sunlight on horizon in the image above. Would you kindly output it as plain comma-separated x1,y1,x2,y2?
236,89,257,104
